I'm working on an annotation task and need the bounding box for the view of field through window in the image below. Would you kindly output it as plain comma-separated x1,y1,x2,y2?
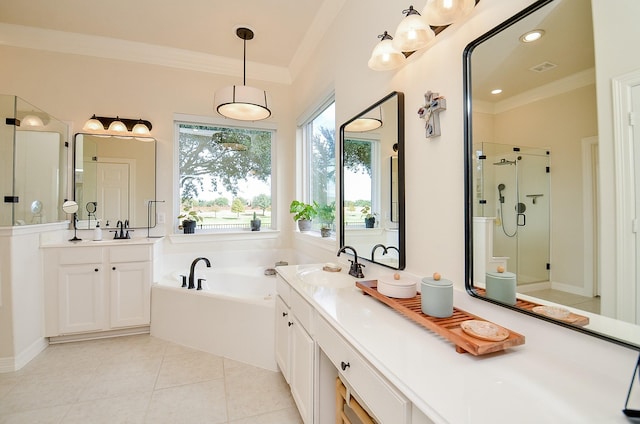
178,123,272,231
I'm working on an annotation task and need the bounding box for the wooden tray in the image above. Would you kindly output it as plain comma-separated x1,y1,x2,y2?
475,288,589,326
356,280,525,356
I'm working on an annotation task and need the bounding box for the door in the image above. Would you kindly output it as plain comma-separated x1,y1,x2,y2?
58,264,105,334
97,162,129,225
290,316,314,424
275,296,291,383
110,261,151,328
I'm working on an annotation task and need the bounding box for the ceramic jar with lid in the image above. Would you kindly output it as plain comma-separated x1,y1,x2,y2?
485,271,517,305
420,276,453,318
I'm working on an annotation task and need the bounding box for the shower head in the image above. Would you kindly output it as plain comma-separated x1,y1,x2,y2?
493,158,516,166
498,183,505,191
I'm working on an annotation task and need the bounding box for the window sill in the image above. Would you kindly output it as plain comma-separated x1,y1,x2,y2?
294,231,336,252
169,229,280,244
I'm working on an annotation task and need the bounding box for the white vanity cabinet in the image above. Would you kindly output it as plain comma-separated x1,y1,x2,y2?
275,275,315,424
44,241,155,340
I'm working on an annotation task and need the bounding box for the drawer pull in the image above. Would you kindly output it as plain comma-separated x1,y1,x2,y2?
288,321,293,327
94,268,99,272
282,312,288,317
341,361,350,371
112,266,116,270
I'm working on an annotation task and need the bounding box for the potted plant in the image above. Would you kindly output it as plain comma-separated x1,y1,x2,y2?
178,206,202,234
361,205,376,228
289,200,318,232
317,202,335,237
250,211,261,231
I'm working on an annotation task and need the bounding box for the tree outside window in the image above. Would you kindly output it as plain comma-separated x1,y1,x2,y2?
177,123,273,231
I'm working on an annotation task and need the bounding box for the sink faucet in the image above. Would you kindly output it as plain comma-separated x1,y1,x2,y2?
188,257,211,289
337,246,365,278
371,244,388,261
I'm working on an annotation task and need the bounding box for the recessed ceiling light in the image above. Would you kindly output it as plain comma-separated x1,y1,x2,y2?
491,89,503,95
520,29,545,43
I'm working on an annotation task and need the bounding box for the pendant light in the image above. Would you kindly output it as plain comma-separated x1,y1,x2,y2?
214,27,271,121
344,107,383,132
393,6,435,52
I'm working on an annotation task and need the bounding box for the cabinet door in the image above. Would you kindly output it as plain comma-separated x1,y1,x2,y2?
110,261,151,328
275,296,291,383
58,264,105,334
290,316,314,424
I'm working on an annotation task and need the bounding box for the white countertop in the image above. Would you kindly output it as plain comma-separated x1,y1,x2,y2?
40,237,163,248
276,264,637,423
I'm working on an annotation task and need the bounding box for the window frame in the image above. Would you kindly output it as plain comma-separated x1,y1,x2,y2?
173,113,277,235
298,96,336,236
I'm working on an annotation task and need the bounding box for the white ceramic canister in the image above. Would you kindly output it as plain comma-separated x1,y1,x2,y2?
420,277,453,318
378,278,417,299
485,271,517,305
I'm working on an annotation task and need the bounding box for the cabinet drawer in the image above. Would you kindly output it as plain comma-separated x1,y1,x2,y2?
58,247,103,264
108,245,151,263
291,289,314,335
316,317,410,424
276,274,291,306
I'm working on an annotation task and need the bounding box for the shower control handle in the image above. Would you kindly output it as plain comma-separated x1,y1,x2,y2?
517,213,526,227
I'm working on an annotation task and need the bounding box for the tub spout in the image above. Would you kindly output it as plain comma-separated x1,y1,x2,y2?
188,257,211,289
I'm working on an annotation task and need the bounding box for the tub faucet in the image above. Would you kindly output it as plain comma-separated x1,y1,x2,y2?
337,246,364,278
371,244,388,261
188,257,211,289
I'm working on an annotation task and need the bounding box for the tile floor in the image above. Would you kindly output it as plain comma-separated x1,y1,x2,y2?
0,335,302,424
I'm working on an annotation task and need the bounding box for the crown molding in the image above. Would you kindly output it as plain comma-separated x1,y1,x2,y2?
0,23,292,84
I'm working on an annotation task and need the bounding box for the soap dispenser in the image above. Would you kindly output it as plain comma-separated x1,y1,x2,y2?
93,220,103,241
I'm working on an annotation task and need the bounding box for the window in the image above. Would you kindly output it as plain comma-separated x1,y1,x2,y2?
177,121,273,232
342,137,379,228
302,100,336,232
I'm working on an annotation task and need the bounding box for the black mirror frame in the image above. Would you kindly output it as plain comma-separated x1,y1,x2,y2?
339,91,405,270
462,0,639,351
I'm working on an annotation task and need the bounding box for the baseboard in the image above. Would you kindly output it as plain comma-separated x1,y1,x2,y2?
551,281,590,297
0,337,48,373
48,326,150,344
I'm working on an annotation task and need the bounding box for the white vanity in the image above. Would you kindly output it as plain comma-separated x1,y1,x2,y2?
275,264,634,424
42,239,161,341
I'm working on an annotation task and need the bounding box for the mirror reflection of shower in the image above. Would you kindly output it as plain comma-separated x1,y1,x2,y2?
494,157,519,238
474,143,550,288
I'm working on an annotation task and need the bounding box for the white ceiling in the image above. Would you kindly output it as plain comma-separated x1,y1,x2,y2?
0,0,345,84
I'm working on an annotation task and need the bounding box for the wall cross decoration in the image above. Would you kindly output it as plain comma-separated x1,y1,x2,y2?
417,91,446,138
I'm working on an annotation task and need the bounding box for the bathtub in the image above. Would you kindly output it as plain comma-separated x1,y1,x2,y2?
150,266,277,371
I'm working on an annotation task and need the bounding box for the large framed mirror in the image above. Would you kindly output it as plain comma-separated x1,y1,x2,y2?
73,133,156,229
340,91,405,270
464,0,640,349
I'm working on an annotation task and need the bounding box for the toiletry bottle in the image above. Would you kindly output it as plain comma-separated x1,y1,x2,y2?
94,221,102,241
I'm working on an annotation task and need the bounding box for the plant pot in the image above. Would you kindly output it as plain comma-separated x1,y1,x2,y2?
182,220,196,234
251,219,261,231
320,227,331,237
297,219,312,232
364,217,375,228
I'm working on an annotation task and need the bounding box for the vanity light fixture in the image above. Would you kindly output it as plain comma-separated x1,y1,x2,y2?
21,114,44,127
82,115,153,136
368,31,406,71
422,0,475,26
108,117,128,134
213,27,271,121
392,6,435,52
520,29,545,43
370,1,479,71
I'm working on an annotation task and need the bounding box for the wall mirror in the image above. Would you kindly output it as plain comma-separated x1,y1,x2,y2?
74,133,156,229
464,0,640,349
340,91,405,270
1,95,68,226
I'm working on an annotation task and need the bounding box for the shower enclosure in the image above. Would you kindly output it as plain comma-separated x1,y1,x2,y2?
473,142,550,286
0,95,68,226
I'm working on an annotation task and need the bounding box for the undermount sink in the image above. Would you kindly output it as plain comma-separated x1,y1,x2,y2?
296,267,355,288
